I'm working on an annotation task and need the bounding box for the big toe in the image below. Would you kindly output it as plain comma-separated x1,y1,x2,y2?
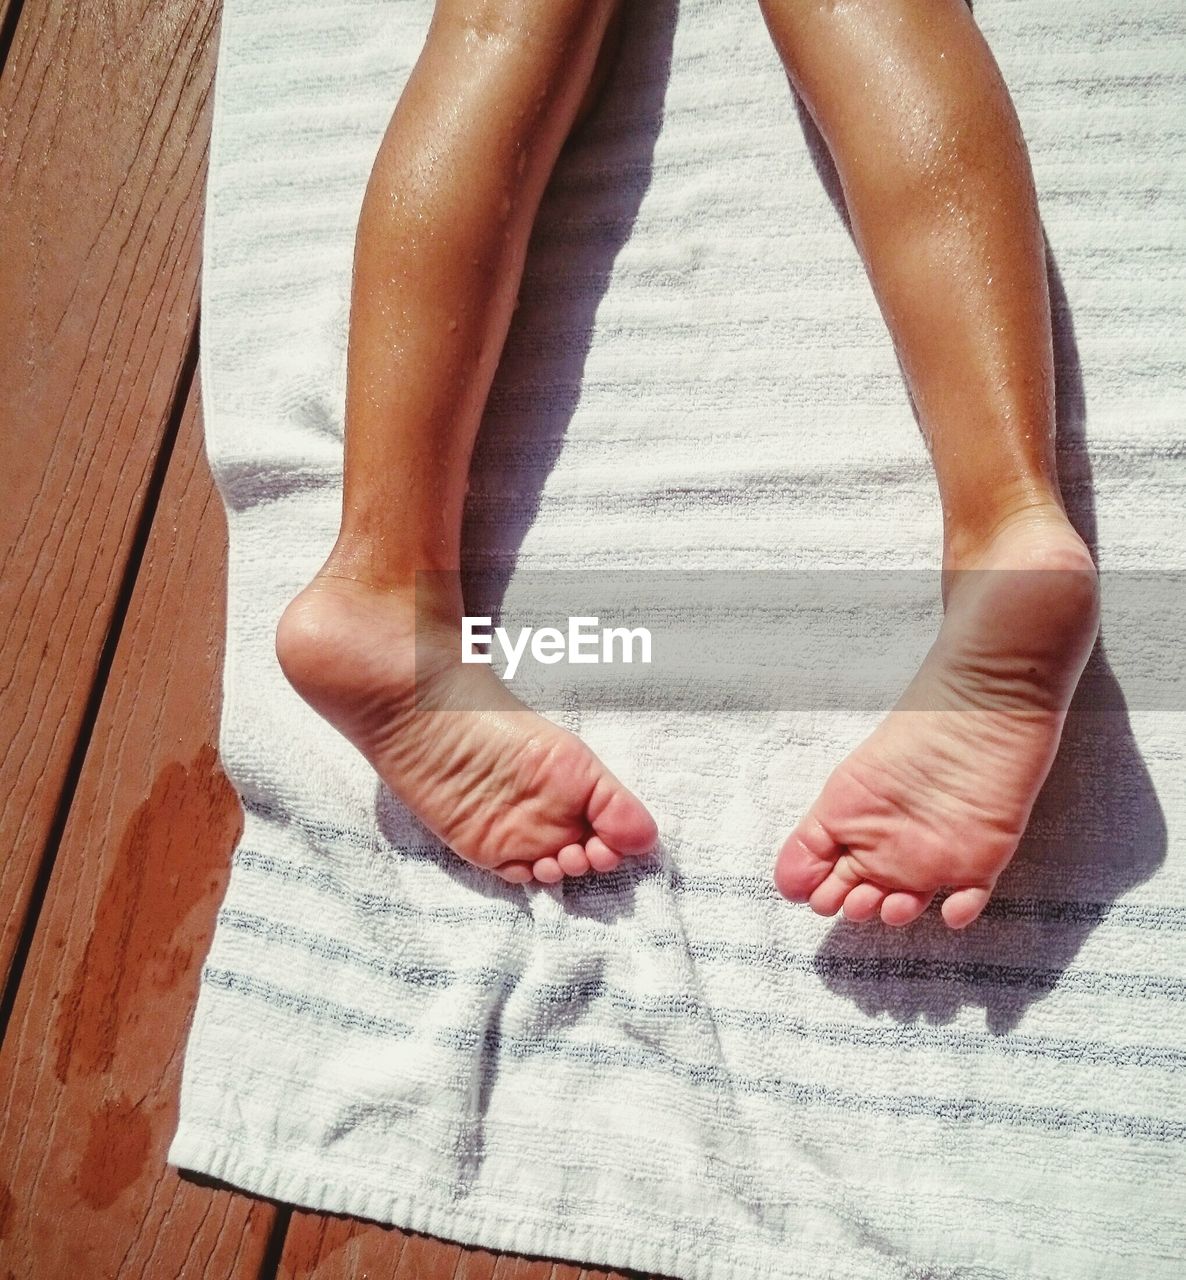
587,773,658,857
774,818,843,902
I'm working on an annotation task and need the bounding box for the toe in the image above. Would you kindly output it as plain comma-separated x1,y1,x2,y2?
880,890,935,926
587,772,658,857
941,885,993,929
807,858,862,917
496,862,535,885
841,882,886,923
776,817,845,902
556,843,590,876
532,857,565,884
585,836,624,874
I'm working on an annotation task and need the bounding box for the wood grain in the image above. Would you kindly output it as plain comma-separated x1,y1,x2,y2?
0,0,220,988
279,1211,646,1280
0,380,277,1280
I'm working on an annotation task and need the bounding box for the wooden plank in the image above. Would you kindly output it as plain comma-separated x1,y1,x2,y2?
280,1212,649,1279
0,379,278,1278
0,0,220,988
278,1217,469,1280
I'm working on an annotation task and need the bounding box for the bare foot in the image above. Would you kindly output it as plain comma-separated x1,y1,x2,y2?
275,574,658,885
774,506,1100,929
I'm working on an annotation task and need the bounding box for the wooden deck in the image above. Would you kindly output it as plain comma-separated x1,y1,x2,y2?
0,4,640,1276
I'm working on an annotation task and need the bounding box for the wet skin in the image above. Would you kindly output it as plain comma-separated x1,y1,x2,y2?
278,0,1099,922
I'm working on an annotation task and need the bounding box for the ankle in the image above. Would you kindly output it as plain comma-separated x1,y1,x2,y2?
942,492,1079,573
939,500,1099,641
310,547,464,630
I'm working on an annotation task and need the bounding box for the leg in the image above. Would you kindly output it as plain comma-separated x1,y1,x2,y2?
760,0,1099,927
277,0,657,885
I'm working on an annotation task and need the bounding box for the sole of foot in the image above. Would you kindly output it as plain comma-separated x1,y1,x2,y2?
774,506,1100,930
275,573,658,885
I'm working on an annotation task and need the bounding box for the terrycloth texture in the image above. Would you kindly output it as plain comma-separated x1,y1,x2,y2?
170,2,1186,1276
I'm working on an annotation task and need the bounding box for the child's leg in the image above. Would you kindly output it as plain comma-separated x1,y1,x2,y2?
277,0,657,885
759,0,1100,927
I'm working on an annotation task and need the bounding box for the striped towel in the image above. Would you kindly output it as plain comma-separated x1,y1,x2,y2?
170,2,1186,1276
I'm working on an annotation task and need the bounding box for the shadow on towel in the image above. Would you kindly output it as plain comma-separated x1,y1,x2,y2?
458,0,679,600
788,89,1167,1033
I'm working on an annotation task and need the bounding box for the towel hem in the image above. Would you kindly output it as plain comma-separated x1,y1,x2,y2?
167,1127,838,1280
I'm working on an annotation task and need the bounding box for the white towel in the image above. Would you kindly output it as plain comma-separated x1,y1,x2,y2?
169,2,1186,1276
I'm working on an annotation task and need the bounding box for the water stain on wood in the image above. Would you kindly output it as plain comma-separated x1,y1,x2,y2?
53,744,242,1086
74,1095,154,1211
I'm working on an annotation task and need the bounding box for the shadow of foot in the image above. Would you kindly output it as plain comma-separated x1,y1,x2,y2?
811,667,1167,1033
461,0,679,605
783,84,1167,1030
